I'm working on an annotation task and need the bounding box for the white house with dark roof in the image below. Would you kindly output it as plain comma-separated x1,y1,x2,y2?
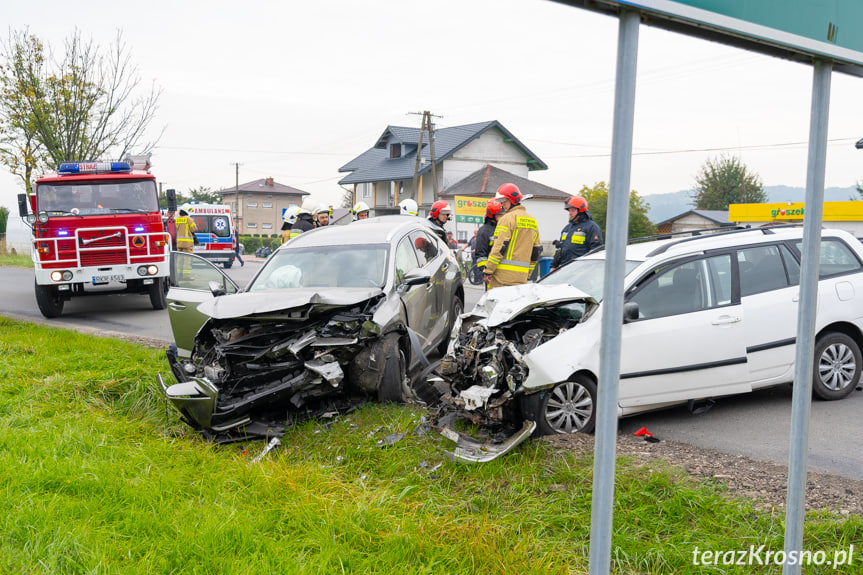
338,120,548,215
655,209,734,235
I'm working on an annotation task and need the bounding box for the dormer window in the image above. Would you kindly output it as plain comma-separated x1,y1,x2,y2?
389,143,401,159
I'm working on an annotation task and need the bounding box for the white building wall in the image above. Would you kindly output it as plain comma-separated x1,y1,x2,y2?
444,198,570,248
442,131,530,190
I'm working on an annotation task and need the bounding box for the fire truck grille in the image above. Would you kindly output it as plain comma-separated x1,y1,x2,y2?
81,251,127,266
79,233,126,247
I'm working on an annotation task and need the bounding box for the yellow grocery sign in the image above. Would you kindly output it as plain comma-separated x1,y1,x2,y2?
729,201,863,222
453,195,489,224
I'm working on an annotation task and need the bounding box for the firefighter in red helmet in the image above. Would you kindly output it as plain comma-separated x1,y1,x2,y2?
427,200,452,245
551,195,603,271
484,183,542,289
473,199,504,287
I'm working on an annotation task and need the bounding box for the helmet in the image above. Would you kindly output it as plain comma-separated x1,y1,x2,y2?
283,205,301,224
565,195,588,212
495,183,523,205
398,198,418,216
299,198,318,216
315,205,331,216
429,200,452,220
352,201,370,215
485,198,504,219
180,203,193,215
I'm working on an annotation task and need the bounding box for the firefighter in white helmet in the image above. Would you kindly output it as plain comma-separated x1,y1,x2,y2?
281,205,300,244
398,198,418,216
352,201,371,221
291,199,317,238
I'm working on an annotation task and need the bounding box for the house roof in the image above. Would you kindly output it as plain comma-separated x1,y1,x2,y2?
338,120,547,185
439,164,571,200
214,178,309,197
655,209,732,227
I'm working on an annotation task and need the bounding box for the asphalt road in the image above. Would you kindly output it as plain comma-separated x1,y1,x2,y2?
1,263,860,479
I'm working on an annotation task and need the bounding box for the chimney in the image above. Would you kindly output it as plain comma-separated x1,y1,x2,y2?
265,177,274,186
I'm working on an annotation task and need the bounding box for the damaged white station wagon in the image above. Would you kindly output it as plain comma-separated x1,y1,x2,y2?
436,227,863,461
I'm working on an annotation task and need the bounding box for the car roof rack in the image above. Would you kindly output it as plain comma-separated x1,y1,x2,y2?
644,223,805,257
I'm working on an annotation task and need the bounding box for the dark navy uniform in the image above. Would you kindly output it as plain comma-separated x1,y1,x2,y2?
290,214,315,239
551,214,603,268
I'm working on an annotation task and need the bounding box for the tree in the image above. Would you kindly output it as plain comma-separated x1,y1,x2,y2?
577,181,656,240
0,205,8,234
340,187,354,209
0,29,162,193
188,186,221,204
691,154,766,210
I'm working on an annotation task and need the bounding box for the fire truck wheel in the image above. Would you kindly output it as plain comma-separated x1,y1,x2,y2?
149,277,168,310
34,281,64,318
223,259,234,269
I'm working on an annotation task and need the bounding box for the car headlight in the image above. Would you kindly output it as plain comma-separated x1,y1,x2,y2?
37,212,49,224
50,271,73,282
137,265,159,276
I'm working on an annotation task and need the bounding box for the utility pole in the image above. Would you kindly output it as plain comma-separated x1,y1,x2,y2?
409,111,442,207
231,162,243,233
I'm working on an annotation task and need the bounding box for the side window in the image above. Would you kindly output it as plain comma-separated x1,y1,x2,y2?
410,231,438,267
795,239,862,278
211,215,231,238
394,236,420,284
739,245,790,297
629,255,730,319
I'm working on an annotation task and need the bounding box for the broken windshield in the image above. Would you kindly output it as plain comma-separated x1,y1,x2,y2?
250,244,390,290
539,258,640,299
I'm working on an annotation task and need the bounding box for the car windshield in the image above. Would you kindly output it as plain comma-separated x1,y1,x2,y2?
249,244,390,291
539,257,641,299
37,180,159,214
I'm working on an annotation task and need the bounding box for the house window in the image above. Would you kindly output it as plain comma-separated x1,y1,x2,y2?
247,223,257,229
247,201,257,207
262,223,273,229
360,183,373,200
262,202,273,208
389,143,401,158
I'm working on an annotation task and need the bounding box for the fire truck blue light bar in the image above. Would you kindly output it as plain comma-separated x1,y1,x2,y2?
58,161,132,175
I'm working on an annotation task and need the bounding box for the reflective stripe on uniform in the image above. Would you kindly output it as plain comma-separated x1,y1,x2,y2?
497,258,530,272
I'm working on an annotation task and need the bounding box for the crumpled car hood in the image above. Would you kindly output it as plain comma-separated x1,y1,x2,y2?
198,287,385,319
468,283,596,327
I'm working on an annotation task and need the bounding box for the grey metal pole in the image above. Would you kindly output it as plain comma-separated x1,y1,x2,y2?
588,9,639,575
782,59,830,575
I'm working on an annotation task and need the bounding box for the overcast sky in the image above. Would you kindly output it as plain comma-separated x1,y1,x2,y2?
3,0,862,214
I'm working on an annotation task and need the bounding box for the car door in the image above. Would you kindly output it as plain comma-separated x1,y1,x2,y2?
738,243,800,385
167,251,239,357
408,230,451,352
619,253,749,408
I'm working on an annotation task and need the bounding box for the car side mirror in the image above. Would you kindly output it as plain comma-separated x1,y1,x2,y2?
17,193,29,218
623,301,639,323
208,280,227,297
400,268,432,290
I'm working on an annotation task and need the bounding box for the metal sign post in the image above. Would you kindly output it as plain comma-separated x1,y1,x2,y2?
589,9,639,575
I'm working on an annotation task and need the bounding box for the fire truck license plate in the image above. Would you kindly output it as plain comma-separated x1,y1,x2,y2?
92,274,125,284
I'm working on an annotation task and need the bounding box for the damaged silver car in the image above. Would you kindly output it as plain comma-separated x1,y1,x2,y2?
158,216,463,442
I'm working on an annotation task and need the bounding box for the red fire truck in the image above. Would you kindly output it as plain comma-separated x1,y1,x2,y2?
18,156,172,318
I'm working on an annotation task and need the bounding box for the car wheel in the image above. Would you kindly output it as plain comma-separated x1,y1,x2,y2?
377,334,406,402
35,280,64,318
812,332,860,400
223,259,233,269
149,277,168,310
437,296,463,355
520,375,597,436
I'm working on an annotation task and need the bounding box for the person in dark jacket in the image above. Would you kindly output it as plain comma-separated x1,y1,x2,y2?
551,195,603,271
290,200,317,239
474,199,503,271
426,200,452,245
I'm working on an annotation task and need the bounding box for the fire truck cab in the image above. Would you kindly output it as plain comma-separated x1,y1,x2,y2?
18,156,172,318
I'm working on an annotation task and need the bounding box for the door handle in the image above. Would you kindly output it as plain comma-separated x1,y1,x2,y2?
711,315,741,325
168,302,186,311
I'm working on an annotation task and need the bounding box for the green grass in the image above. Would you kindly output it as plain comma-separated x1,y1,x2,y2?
0,316,860,574
0,251,33,267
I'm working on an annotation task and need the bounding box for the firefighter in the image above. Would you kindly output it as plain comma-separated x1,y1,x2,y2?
550,195,603,271
290,199,317,238
175,204,197,254
474,199,503,287
315,205,331,227
281,206,300,244
483,183,542,289
398,198,418,216
352,201,371,220
427,200,452,244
